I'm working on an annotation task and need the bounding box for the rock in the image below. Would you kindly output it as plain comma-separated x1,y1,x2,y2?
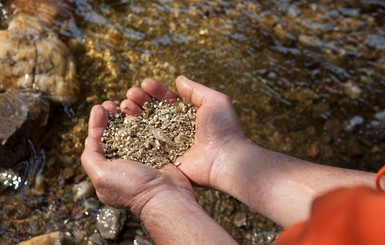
83,197,100,213
87,231,104,245
12,0,75,30
0,0,79,166
343,80,362,100
253,231,278,244
134,235,154,245
96,206,127,240
0,168,21,192
0,12,79,103
307,141,320,158
343,115,364,132
72,180,94,202
30,175,46,196
62,167,75,181
0,90,50,168
18,231,64,245
233,212,248,228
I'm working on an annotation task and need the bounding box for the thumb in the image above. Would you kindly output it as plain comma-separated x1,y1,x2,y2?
176,75,221,107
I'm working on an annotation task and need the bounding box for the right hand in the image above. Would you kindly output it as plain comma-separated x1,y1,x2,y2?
121,76,247,189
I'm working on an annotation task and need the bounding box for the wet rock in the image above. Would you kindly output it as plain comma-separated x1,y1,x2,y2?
87,231,104,245
134,235,154,245
72,180,94,202
72,229,87,243
374,110,385,121
344,80,362,100
18,231,64,245
96,206,127,240
253,231,278,244
0,168,21,192
0,4,9,29
312,101,330,119
365,34,385,51
0,12,79,103
298,35,321,49
343,116,364,132
346,137,365,157
62,167,75,181
307,141,320,158
83,197,101,213
30,175,46,196
324,119,342,136
12,0,75,31
0,0,79,168
0,90,50,168
233,212,248,228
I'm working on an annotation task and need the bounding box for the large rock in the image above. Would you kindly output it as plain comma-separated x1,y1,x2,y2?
0,12,79,104
0,90,50,168
0,0,79,167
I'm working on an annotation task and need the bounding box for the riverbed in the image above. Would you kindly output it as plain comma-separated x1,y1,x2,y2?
1,0,384,244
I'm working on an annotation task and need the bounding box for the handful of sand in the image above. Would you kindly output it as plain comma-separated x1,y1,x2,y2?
102,99,196,168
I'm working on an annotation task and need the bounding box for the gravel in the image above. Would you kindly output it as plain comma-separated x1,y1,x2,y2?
102,98,196,168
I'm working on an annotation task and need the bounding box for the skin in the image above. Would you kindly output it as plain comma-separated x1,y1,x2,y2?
81,75,383,243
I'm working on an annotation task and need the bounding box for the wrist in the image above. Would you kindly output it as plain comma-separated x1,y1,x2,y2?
211,138,265,195
139,188,196,221
138,186,238,245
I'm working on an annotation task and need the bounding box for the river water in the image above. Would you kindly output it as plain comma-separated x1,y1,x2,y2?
1,0,385,244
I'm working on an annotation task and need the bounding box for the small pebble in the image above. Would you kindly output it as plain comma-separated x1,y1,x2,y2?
72,180,94,202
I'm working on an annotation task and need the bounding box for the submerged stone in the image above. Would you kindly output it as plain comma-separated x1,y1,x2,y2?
96,206,127,240
0,90,49,168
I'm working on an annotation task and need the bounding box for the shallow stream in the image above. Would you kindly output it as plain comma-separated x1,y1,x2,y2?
1,0,385,244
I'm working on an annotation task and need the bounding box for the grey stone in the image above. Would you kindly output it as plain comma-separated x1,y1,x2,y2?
96,206,127,240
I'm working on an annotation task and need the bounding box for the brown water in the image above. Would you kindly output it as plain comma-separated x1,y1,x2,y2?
1,0,385,244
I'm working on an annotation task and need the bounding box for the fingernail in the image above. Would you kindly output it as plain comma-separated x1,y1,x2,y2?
176,75,186,82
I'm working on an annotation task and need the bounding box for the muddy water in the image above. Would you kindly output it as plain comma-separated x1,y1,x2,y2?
1,0,385,244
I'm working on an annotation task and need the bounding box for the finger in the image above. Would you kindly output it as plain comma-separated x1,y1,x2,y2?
88,105,108,139
82,136,106,164
126,87,152,107
81,136,107,178
84,135,104,155
101,101,118,114
120,99,142,116
141,78,178,101
176,75,221,107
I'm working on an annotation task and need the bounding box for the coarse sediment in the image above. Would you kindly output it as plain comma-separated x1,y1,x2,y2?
102,98,196,168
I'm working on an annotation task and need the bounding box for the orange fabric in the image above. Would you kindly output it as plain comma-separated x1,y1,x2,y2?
276,185,385,245
376,165,385,191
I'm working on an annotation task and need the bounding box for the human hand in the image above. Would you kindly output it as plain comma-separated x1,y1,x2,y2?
81,101,195,216
120,76,247,189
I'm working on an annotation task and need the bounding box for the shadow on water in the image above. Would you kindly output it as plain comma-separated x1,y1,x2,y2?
0,0,385,244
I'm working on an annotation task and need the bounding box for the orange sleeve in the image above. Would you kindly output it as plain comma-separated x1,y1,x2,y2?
276,186,385,245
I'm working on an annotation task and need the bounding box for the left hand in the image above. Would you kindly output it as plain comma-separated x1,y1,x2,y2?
81,102,195,216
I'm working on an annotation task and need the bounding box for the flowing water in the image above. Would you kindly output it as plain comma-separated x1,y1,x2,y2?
1,0,385,244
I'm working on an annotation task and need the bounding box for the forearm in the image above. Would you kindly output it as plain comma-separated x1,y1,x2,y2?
139,190,237,245
214,139,379,227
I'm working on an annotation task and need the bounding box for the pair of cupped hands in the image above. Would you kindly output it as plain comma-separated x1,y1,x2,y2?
81,76,246,216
